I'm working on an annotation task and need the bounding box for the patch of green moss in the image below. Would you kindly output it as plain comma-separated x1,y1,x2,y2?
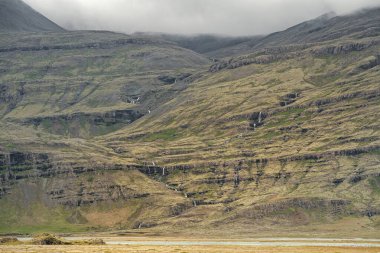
369,176,380,195
40,119,53,130
260,130,282,139
0,198,88,234
143,128,181,142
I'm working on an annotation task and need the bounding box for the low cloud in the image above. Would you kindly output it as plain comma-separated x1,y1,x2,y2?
24,0,380,36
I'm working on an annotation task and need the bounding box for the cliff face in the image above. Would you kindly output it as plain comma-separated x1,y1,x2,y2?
0,8,379,237
20,110,144,138
1,150,378,235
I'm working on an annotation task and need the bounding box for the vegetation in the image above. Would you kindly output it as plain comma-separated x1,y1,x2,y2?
1,242,379,253
31,233,68,245
0,5,379,238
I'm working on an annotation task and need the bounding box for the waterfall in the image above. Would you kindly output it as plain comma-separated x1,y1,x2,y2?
258,111,262,123
162,167,165,176
193,200,197,207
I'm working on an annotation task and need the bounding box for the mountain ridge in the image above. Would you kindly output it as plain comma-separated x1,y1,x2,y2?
207,7,380,58
0,0,64,32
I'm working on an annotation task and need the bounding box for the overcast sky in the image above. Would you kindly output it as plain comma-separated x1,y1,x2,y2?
24,0,380,36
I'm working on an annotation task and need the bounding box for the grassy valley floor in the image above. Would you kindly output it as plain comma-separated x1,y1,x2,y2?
0,246,378,253
1,235,380,252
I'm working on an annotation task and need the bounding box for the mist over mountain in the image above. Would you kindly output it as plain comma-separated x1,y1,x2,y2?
23,0,380,36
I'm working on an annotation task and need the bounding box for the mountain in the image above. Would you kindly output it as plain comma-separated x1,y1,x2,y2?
212,8,380,58
0,0,64,32
151,33,262,56
253,8,380,46
0,7,379,237
132,33,264,59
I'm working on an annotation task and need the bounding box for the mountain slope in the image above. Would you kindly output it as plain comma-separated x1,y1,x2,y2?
251,8,379,47
0,0,64,32
0,8,379,237
100,31,380,236
214,8,380,58
153,33,262,56
0,30,211,233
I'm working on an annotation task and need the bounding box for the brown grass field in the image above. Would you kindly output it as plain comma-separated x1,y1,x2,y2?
1,245,380,253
